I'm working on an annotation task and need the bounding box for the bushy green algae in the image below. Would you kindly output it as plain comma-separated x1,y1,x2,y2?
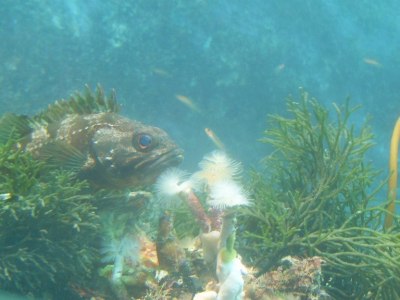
239,90,400,299
0,139,101,299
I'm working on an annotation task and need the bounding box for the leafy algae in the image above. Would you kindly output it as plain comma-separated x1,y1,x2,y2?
240,90,400,299
0,138,100,299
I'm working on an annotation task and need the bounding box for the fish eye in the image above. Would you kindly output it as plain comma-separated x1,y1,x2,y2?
139,134,152,147
133,133,156,151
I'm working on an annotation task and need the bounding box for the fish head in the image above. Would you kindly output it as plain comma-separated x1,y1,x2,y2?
89,115,183,188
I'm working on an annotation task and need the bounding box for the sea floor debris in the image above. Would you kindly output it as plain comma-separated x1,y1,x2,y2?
96,238,328,299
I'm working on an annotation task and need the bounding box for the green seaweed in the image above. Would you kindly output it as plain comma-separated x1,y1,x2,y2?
0,138,101,299
239,90,400,299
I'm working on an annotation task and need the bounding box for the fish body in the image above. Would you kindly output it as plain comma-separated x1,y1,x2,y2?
274,63,285,74
152,68,171,78
175,94,201,113
204,127,225,150
363,57,382,67
1,86,184,189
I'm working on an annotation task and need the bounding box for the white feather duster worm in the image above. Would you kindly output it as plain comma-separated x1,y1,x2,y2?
208,180,250,209
154,168,192,207
194,151,242,187
155,167,211,232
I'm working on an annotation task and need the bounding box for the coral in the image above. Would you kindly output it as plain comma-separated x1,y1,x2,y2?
0,139,100,299
239,90,400,299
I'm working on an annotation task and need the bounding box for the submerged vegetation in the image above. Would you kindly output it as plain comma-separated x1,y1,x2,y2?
0,86,184,299
1,86,399,299
240,90,400,299
0,139,100,298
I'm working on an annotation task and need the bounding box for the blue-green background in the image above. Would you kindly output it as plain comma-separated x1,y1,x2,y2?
0,0,399,175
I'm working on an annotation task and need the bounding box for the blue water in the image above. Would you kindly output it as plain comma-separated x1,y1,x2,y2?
1,0,399,175
2,2,400,299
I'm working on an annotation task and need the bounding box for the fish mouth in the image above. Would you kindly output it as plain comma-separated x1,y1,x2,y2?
122,147,184,175
146,148,184,171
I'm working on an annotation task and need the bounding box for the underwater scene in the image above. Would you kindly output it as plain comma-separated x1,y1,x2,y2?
0,1,400,299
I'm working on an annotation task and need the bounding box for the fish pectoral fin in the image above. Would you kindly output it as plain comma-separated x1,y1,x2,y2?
39,141,87,172
0,113,32,144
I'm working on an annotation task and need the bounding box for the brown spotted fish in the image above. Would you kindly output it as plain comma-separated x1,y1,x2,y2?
0,86,183,189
